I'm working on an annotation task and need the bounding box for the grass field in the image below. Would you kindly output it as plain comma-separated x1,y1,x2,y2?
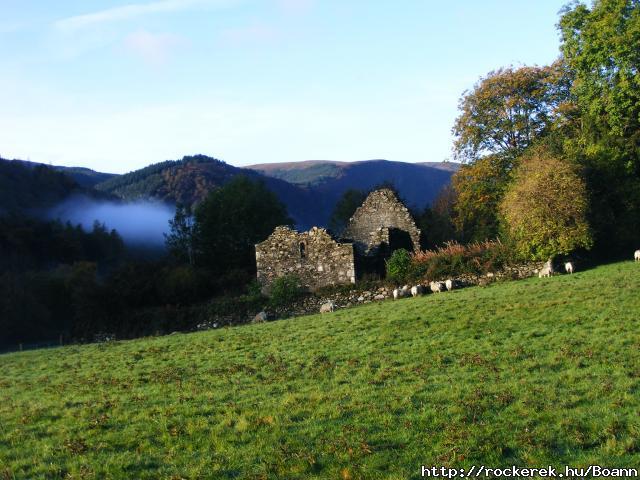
1,261,640,479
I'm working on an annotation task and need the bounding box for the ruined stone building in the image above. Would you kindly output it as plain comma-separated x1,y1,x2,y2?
255,189,421,291
342,188,421,255
255,226,356,292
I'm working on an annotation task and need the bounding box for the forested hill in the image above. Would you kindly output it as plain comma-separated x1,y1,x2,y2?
95,156,457,228
0,155,456,229
94,155,319,228
247,159,457,225
0,158,108,215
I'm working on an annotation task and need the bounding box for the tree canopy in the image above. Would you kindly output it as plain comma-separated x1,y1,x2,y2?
452,63,568,164
193,176,292,274
500,148,592,260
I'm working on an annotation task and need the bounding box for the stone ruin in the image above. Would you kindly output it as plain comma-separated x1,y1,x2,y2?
255,226,356,292
255,188,421,291
342,188,421,255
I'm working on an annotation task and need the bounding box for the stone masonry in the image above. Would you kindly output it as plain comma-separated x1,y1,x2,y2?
255,226,356,292
341,189,421,255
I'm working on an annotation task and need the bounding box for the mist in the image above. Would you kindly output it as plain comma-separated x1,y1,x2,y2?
49,195,175,246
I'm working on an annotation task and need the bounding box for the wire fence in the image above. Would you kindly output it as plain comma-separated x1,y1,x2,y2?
1,335,67,355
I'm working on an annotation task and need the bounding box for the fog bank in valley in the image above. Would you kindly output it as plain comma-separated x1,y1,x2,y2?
49,196,175,246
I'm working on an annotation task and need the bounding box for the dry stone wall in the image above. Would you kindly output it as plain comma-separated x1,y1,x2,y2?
255,226,356,292
342,189,421,255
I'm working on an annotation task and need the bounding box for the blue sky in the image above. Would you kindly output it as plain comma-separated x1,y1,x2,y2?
1,0,567,173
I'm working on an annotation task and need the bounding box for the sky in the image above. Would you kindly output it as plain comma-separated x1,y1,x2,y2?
1,0,568,174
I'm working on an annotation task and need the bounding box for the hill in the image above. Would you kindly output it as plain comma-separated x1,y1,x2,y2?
0,158,100,215
247,159,457,226
7,159,117,188
2,261,638,478
95,156,456,229
94,154,319,228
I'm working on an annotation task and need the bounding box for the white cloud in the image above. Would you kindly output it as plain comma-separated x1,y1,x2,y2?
124,30,186,65
54,0,237,32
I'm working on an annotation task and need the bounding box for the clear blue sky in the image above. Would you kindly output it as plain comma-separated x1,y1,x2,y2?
1,0,568,173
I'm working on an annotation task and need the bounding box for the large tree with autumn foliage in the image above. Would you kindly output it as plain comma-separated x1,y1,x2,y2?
500,147,593,260
449,63,571,242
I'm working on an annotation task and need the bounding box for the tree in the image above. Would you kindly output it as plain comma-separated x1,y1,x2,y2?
415,185,457,249
559,0,640,150
558,0,640,249
385,248,412,284
500,148,593,260
194,176,292,274
165,205,195,265
453,63,568,164
451,154,511,242
328,189,366,233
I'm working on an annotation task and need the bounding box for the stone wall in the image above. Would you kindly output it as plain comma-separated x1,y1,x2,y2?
255,226,356,292
342,189,421,255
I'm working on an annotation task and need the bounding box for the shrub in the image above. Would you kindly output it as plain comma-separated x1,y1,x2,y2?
268,275,304,309
411,240,512,281
386,249,412,284
500,149,593,260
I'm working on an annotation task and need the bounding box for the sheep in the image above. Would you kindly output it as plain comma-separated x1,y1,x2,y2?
445,279,454,291
429,281,444,293
393,288,401,300
538,259,554,278
401,285,411,296
635,250,640,262
410,285,424,297
564,261,574,274
319,301,335,313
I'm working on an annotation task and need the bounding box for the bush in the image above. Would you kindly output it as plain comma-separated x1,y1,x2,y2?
386,249,412,284
268,275,304,309
500,148,593,260
411,240,513,281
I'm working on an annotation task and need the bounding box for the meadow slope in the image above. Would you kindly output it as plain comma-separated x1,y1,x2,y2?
1,262,639,479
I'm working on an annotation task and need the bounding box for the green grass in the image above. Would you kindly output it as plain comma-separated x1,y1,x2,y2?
2,262,640,479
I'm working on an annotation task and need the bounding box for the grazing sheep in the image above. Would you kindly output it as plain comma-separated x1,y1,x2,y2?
429,281,444,293
538,259,554,278
319,301,335,313
410,285,424,297
564,261,574,274
445,279,454,291
635,250,640,262
401,285,411,296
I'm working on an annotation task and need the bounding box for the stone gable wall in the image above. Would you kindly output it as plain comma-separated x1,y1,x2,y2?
342,189,421,255
255,226,356,292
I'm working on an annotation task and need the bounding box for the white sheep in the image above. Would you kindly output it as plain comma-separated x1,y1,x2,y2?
410,285,423,297
445,279,454,291
429,281,444,293
538,259,554,278
319,301,335,313
635,250,640,262
564,261,574,274
393,288,401,300
401,285,411,296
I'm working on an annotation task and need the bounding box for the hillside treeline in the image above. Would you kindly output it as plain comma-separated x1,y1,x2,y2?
418,0,640,259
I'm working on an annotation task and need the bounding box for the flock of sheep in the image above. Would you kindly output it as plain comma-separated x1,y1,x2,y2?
319,250,640,313
392,279,459,300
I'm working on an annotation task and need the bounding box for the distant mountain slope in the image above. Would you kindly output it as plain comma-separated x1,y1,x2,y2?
8,159,118,188
247,159,459,187
95,157,457,229
95,155,318,227
247,159,458,226
2,155,457,230
0,158,94,215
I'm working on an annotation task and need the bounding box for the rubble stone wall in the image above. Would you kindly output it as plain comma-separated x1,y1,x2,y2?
342,189,421,255
255,226,356,292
